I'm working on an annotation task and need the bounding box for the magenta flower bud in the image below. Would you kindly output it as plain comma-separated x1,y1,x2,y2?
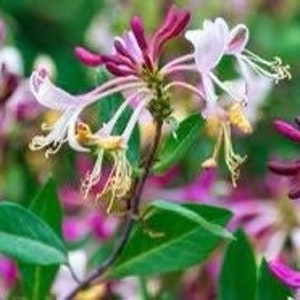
74,46,102,67
274,119,300,143
268,160,299,176
268,260,300,289
130,16,148,51
169,9,191,38
150,5,190,60
106,62,134,77
114,39,137,65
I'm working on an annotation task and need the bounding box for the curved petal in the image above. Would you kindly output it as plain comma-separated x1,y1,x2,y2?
30,70,78,110
227,24,249,54
185,19,227,73
184,29,202,47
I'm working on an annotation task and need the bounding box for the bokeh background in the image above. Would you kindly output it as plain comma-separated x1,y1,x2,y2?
0,0,300,298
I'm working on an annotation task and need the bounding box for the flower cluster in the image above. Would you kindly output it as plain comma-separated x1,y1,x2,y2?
28,6,290,211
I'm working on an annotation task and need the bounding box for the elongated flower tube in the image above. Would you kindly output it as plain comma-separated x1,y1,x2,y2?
29,68,146,157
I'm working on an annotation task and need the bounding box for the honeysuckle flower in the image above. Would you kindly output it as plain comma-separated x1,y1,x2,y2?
199,79,251,186
229,174,300,259
75,5,190,76
29,6,193,210
184,20,252,186
29,68,146,157
184,17,289,186
186,17,290,84
268,260,300,289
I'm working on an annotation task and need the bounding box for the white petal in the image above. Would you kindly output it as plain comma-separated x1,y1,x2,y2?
188,20,227,73
215,18,230,37
184,29,203,47
30,70,78,110
227,24,249,54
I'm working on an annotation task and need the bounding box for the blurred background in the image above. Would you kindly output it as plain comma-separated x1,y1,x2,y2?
0,0,300,298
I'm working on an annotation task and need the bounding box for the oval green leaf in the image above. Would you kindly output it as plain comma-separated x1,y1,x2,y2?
0,202,67,265
151,200,234,240
105,203,232,279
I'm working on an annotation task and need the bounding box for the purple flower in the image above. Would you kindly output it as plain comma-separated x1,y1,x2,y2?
75,6,190,77
274,119,300,143
268,260,300,289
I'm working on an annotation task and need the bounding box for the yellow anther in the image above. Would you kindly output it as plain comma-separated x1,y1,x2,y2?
228,103,252,134
206,115,222,138
96,136,124,151
76,122,93,145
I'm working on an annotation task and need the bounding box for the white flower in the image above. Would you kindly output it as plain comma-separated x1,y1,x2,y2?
29,69,88,157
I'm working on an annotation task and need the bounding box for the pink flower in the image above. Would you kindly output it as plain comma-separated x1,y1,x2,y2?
268,260,300,289
75,6,190,76
229,174,300,259
273,119,300,144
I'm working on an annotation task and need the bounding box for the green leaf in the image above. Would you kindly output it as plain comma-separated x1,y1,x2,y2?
96,68,140,164
256,259,292,300
30,177,62,236
218,229,256,300
105,203,232,279
18,178,63,300
151,200,233,240
153,114,203,173
0,202,67,265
